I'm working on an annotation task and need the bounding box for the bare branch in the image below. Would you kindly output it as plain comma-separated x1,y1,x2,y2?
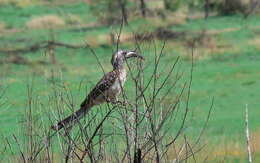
245,104,253,163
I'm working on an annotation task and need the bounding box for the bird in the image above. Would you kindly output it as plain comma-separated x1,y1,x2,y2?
51,50,144,131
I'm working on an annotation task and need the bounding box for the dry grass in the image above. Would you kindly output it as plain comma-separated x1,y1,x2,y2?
164,137,247,162
85,34,111,47
252,130,260,154
0,21,6,32
0,0,41,7
207,27,240,35
182,26,260,58
143,9,187,29
203,130,260,162
67,66,89,76
181,29,245,61
86,28,241,61
63,14,83,25
26,15,65,29
145,17,169,29
249,37,260,50
166,7,188,26
182,42,241,61
0,0,14,5
211,142,245,159
118,32,133,42
147,0,164,9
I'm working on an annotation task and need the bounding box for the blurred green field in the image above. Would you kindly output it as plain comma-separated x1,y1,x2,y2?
0,1,260,162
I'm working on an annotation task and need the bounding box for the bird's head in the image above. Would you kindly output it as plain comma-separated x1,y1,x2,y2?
111,50,144,69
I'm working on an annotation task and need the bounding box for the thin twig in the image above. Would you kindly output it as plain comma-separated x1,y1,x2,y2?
245,104,253,163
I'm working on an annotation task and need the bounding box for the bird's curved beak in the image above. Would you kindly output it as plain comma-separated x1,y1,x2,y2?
125,50,144,60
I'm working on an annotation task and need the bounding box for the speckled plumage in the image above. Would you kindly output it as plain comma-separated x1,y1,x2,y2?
51,50,143,131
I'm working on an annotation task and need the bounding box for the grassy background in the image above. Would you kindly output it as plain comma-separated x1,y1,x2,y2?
0,1,260,162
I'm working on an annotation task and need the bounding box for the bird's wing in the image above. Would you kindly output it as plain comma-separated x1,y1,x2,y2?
80,70,118,107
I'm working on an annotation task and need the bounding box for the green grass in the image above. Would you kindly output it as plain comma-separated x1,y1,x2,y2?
0,3,260,162
172,15,260,32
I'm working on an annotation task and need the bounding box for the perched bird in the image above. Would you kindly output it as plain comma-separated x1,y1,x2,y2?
51,50,144,131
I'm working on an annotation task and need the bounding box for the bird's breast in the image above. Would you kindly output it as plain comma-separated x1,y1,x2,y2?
119,69,127,84
111,69,127,93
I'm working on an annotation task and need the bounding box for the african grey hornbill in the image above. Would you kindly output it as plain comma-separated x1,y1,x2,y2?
51,50,144,131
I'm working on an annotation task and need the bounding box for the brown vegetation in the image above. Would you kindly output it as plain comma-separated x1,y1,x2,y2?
63,14,83,25
26,15,65,29
0,21,6,32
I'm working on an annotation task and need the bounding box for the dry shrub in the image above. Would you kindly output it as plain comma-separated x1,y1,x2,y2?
26,15,65,29
6,55,29,64
220,0,254,14
182,32,217,60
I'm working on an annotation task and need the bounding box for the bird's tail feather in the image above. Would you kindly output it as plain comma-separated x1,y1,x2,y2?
51,105,91,131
